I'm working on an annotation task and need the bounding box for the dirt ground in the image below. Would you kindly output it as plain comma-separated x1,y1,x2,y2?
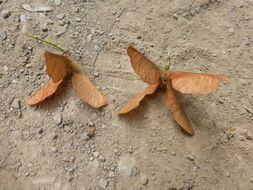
0,0,253,189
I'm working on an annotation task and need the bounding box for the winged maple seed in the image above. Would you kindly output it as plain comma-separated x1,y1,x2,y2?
27,51,109,108
118,46,229,135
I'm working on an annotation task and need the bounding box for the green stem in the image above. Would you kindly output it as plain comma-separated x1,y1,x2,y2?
26,34,66,52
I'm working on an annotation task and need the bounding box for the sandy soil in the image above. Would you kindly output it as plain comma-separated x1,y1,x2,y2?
0,0,253,189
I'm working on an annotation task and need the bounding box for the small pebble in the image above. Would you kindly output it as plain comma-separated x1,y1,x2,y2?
91,28,95,34
97,30,105,35
171,151,176,156
190,8,196,16
93,152,99,158
22,4,54,12
54,0,61,6
55,24,68,37
42,25,48,32
68,167,75,173
91,159,99,168
11,99,20,109
56,13,65,20
173,13,178,19
53,113,62,125
51,147,58,153
25,172,30,177
118,156,136,177
2,10,10,18
99,156,106,162
87,34,92,42
20,15,32,23
183,179,195,187
94,45,100,52
75,17,81,22
98,178,108,189
250,177,253,183
83,133,91,140
182,12,190,17
3,65,8,71
93,72,99,77
117,64,122,69
108,171,115,178
0,31,7,41
74,8,79,13
141,176,149,185
238,135,246,141
186,154,194,161
54,181,62,190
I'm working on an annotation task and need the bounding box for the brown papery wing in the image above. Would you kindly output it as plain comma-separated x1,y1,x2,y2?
118,84,159,114
27,79,63,105
166,82,194,135
170,71,229,94
72,72,109,108
127,46,161,85
45,51,69,83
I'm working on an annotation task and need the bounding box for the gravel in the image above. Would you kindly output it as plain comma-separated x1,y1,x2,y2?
0,31,7,41
22,4,54,12
186,153,195,161
118,156,136,177
56,13,65,20
2,10,10,19
93,152,99,158
75,17,81,22
98,178,108,189
87,34,92,42
53,113,62,125
51,147,58,153
91,159,100,168
141,176,149,185
11,99,20,109
54,0,61,6
183,179,195,187
55,24,68,37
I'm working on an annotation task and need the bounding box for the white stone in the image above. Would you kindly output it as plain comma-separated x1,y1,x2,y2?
98,178,108,189
53,113,62,125
118,156,136,177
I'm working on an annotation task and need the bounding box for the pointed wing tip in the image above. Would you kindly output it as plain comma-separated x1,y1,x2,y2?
44,50,50,56
27,100,34,106
127,46,136,54
27,99,39,106
94,101,109,109
118,110,126,115
222,76,230,81
127,46,134,50
27,94,41,106
186,129,195,135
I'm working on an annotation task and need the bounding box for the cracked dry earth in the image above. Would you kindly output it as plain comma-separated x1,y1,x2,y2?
0,0,253,190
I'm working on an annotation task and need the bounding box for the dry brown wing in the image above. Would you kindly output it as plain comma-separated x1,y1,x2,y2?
118,84,159,114
45,51,69,83
127,46,161,85
27,79,63,105
166,82,194,135
72,72,109,108
170,71,229,94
